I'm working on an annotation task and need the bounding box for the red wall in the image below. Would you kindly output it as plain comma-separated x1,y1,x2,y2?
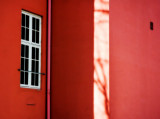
51,0,94,119
110,0,160,119
0,0,46,119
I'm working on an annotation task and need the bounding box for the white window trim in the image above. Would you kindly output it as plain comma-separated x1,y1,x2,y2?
20,10,42,89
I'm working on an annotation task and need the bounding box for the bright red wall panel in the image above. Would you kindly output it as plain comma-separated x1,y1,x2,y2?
0,1,47,119
110,0,160,119
51,0,94,119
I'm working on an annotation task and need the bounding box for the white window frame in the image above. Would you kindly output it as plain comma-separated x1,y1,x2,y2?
20,10,42,89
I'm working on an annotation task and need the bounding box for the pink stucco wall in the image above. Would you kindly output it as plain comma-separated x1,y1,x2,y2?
110,0,160,119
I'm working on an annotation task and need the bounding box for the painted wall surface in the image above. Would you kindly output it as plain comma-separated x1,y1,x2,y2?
51,0,94,119
0,1,47,119
94,0,109,119
110,0,160,119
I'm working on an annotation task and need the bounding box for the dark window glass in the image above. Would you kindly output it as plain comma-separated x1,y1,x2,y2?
36,19,39,31
31,73,35,85
32,30,35,43
25,45,29,58
35,74,39,86
32,47,35,59
32,60,35,72
26,28,29,41
36,31,39,43
22,14,25,26
36,61,39,72
21,27,25,39
25,59,28,71
21,58,24,70
21,45,24,57
36,48,39,60
25,72,28,84
32,18,35,29
20,71,24,84
26,15,29,28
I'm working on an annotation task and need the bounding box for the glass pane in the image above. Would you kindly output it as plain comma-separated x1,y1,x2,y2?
21,58,24,70
21,27,25,40
25,72,28,84
32,47,35,59
36,61,39,72
36,48,39,60
36,31,39,43
25,45,29,58
31,73,35,85
36,19,39,31
32,30,35,43
32,60,35,72
22,14,25,26
35,74,39,86
26,15,29,28
32,18,35,29
26,28,29,41
20,71,24,84
25,59,28,71
21,44,24,57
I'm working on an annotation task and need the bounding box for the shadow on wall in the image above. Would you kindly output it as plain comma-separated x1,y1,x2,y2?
94,59,109,115
94,0,109,119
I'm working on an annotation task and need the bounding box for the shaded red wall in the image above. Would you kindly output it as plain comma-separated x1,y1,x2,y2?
110,0,160,119
0,1,46,119
51,0,94,119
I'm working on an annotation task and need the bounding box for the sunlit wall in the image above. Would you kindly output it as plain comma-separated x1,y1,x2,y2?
94,0,109,119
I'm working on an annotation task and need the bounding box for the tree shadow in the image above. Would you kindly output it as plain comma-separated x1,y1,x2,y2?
94,58,110,117
94,0,109,118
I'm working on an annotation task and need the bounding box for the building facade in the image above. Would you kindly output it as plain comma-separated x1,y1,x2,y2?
0,0,94,119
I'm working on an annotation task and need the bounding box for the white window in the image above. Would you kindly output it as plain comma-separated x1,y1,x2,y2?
20,10,41,89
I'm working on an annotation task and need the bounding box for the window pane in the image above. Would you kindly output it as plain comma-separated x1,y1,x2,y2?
36,31,39,43
25,59,28,71
21,58,24,70
36,48,39,60
32,60,35,72
21,45,24,57
32,30,35,43
35,74,39,86
26,28,29,41
25,45,29,58
21,27,25,40
26,15,29,28
32,47,35,59
31,73,35,85
22,14,25,26
36,19,39,31
20,71,24,84
25,72,28,84
32,18,35,29
36,61,39,72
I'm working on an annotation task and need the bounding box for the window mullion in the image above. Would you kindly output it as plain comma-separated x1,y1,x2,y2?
38,18,42,89
28,15,32,88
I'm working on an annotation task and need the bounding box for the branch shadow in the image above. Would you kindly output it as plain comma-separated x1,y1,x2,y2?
94,58,110,116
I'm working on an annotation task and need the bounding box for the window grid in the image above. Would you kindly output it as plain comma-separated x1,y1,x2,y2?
20,11,41,89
